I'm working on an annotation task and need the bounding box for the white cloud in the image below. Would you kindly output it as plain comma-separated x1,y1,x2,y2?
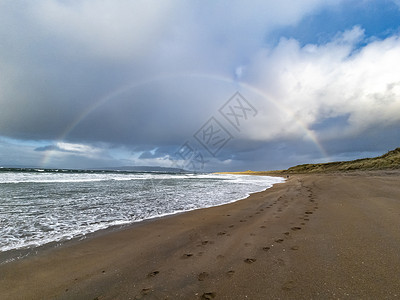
241,26,400,141
56,142,101,155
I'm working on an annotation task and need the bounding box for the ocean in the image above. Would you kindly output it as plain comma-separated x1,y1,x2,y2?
0,168,284,258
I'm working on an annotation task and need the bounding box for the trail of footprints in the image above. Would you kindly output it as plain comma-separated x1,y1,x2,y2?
130,180,319,299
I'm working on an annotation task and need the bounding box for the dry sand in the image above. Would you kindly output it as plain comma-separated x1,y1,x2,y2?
1,172,400,299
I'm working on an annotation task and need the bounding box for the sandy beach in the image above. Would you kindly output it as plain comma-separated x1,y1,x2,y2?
1,171,400,299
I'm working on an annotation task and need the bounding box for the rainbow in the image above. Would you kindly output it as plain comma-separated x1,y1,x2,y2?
40,73,329,167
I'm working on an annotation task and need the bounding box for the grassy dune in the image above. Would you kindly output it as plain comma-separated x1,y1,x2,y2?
217,148,400,175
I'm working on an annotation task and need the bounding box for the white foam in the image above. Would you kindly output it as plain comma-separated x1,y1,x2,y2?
0,172,155,184
0,172,285,253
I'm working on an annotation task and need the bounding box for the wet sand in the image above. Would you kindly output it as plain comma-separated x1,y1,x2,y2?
1,172,400,299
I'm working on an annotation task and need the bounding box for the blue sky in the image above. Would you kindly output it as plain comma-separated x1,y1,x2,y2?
270,0,400,45
1,0,400,171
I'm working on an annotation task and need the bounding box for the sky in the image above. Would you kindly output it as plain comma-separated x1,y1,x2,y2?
1,0,400,171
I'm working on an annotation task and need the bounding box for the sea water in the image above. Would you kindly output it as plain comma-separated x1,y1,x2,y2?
0,169,284,254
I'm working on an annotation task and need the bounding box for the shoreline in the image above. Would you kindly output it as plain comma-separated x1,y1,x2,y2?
1,171,400,298
0,175,285,265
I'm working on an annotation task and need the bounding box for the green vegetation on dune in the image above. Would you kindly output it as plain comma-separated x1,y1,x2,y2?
217,148,400,175
287,148,400,173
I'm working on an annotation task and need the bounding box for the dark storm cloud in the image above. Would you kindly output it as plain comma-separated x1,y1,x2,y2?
0,0,341,143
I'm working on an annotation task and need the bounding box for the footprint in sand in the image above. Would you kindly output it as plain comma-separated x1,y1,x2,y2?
217,231,227,236
135,288,152,299
245,243,252,247
305,211,313,215
262,246,271,251
275,238,284,243
198,272,209,281
227,270,235,277
260,225,266,228
283,232,290,236
229,225,235,228
282,280,296,291
200,240,215,246
291,246,299,250
239,219,247,222
291,226,302,231
147,271,159,278
244,258,257,264
201,292,216,299
181,253,194,259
